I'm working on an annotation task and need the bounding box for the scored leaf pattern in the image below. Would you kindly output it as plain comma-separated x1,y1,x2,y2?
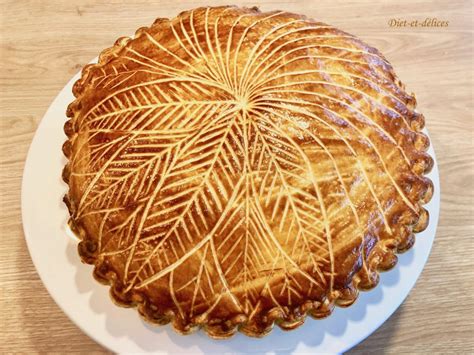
68,6,422,324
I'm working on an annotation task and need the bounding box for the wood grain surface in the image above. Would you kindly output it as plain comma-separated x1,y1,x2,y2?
1,0,473,353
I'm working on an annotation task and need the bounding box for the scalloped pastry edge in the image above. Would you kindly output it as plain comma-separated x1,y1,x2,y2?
62,5,434,339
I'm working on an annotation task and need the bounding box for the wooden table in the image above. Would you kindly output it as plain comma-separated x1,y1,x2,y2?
1,0,473,353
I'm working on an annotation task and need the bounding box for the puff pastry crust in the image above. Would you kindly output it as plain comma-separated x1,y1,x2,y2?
63,5,434,338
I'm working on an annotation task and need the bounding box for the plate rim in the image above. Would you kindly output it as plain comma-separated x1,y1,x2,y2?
21,71,441,354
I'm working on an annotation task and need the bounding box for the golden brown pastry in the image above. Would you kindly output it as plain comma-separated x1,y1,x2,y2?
63,5,434,338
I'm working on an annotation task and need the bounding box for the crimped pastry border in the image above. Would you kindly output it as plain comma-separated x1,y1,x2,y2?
62,5,434,339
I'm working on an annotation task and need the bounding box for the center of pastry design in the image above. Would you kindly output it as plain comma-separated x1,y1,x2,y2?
234,94,251,113
64,6,432,337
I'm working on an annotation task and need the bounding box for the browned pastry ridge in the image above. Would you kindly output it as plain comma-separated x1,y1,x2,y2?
62,5,434,338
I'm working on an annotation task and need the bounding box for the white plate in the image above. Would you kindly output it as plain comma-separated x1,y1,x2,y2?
22,71,440,354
